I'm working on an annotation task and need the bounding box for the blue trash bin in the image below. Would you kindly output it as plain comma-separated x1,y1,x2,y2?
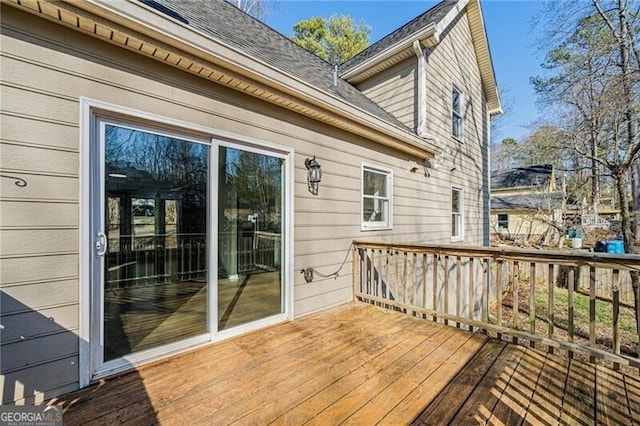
606,240,624,254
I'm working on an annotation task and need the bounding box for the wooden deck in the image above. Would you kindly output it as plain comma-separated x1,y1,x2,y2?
51,303,640,425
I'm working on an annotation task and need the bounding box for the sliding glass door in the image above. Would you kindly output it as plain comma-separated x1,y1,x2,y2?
217,146,284,330
90,111,288,377
100,124,209,362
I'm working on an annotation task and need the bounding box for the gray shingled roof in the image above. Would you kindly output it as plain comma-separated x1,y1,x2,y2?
140,0,408,130
491,192,565,211
340,0,458,72
490,165,556,191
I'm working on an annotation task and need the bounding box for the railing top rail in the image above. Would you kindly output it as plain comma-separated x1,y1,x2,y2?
353,240,640,269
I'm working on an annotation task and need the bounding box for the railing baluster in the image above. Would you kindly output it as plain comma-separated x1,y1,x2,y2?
369,248,375,298
384,249,390,304
378,249,383,300
590,266,596,363
568,266,575,360
529,262,536,348
548,263,554,354
612,269,620,371
496,259,503,334
469,257,475,331
402,250,408,312
351,245,357,300
444,255,449,326
392,250,400,310
433,254,438,321
482,258,489,329
512,261,519,343
411,251,418,315
422,253,427,314
456,256,462,328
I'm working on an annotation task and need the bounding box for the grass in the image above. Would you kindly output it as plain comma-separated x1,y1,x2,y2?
499,279,638,358
533,286,637,333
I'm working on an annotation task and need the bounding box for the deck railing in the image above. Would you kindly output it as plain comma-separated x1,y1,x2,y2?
353,241,640,372
106,231,279,288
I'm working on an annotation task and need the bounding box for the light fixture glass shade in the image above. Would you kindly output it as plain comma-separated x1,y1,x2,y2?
305,156,322,183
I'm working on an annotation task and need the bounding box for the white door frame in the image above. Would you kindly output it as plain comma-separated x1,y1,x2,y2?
79,98,294,386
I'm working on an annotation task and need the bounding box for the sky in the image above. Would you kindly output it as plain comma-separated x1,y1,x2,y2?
263,0,546,143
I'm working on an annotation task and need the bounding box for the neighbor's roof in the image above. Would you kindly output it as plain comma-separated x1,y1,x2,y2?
145,0,406,129
491,192,565,211
491,165,556,191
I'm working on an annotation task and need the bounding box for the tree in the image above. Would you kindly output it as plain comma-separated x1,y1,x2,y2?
291,14,371,64
533,0,640,330
228,0,273,21
491,137,520,171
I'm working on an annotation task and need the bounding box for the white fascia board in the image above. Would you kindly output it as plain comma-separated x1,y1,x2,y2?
436,0,471,35
75,0,437,155
340,23,438,81
463,0,502,115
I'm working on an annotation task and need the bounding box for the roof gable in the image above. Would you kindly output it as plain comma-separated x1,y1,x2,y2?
340,0,501,115
340,0,457,72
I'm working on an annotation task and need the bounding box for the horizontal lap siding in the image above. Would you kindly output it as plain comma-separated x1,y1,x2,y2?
424,11,489,245
358,60,416,129
353,11,490,248
0,5,488,403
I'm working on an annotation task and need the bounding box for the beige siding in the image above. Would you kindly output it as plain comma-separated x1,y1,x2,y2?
357,60,417,129
1,5,490,403
422,11,490,246
354,11,491,248
490,211,559,237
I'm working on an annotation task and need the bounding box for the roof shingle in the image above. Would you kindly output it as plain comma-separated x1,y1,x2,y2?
340,0,458,72
141,0,410,130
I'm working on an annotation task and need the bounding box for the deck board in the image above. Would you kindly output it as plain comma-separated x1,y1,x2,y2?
488,345,546,424
49,303,640,425
266,320,446,425
412,340,506,425
560,359,596,426
448,344,526,424
522,352,568,426
376,333,489,426
309,326,464,425
595,365,632,425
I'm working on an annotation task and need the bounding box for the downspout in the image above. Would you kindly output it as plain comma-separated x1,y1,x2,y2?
412,40,430,139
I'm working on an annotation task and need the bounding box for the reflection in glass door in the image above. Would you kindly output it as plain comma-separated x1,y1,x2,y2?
102,124,208,361
217,146,284,330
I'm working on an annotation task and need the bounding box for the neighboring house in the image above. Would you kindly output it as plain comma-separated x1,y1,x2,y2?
490,165,565,240
0,0,501,404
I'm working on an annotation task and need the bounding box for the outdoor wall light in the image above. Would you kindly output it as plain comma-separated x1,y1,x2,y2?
305,156,322,195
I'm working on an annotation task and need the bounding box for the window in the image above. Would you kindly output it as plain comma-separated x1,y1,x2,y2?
451,188,463,241
452,86,464,140
497,214,509,230
362,164,392,230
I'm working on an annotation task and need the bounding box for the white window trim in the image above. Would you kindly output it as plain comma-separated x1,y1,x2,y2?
451,186,464,242
497,213,509,230
361,163,393,231
451,84,464,142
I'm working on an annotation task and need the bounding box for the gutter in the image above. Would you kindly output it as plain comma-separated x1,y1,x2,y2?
412,40,429,139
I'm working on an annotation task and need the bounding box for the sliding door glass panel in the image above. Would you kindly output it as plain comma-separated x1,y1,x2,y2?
218,146,283,330
103,124,208,361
